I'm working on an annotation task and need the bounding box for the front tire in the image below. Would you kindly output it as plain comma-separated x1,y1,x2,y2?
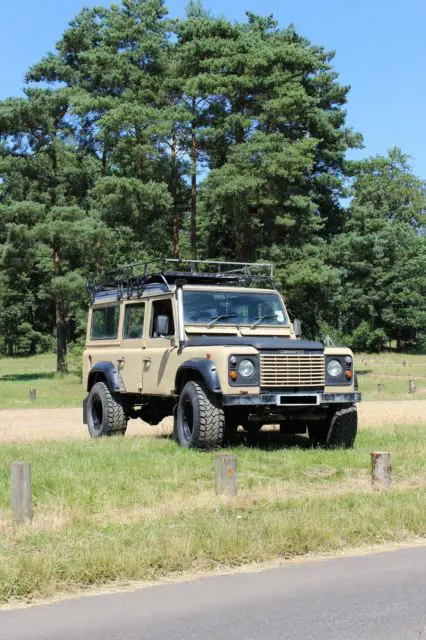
87,382,128,438
174,381,224,449
308,405,357,449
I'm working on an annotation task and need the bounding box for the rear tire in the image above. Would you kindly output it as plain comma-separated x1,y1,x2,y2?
174,381,224,449
87,382,128,438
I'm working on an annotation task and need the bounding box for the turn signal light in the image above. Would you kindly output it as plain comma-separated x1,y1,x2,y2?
345,370,352,380
230,371,238,381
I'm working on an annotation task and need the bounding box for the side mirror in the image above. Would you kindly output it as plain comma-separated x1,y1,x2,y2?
155,315,170,336
293,318,302,338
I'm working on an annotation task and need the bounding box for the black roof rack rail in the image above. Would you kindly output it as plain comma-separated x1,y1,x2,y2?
87,259,276,303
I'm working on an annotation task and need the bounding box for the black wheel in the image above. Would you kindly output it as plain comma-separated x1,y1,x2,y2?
87,382,128,438
174,381,224,449
308,405,357,449
327,405,358,448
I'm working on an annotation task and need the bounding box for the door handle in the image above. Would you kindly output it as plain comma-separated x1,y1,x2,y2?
117,356,125,364
143,357,151,363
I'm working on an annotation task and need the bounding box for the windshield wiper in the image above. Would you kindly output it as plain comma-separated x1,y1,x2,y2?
207,314,237,328
250,314,278,329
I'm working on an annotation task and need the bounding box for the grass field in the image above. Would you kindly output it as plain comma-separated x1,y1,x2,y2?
356,352,426,400
0,354,84,409
1,352,426,410
0,424,425,604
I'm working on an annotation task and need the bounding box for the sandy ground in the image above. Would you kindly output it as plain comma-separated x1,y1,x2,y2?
0,401,425,443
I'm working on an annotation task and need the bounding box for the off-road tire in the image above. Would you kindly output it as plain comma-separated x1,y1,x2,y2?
327,405,357,448
174,381,224,449
308,405,357,449
87,381,128,438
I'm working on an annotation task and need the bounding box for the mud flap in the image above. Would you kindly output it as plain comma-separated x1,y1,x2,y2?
83,396,89,424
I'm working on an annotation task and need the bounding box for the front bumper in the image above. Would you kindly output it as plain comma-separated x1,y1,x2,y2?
222,392,361,407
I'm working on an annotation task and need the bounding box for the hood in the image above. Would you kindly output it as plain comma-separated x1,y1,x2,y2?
185,336,324,352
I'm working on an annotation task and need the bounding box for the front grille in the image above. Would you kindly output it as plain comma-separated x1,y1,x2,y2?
260,353,325,388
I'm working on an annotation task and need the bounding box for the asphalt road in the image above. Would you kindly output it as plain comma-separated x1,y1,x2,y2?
1,547,426,640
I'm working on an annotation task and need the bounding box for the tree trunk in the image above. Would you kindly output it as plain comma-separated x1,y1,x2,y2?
56,305,67,373
190,97,197,260
171,130,180,259
101,145,108,176
53,247,67,373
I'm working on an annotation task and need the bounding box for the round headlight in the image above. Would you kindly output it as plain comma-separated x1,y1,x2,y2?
327,359,343,377
238,359,255,377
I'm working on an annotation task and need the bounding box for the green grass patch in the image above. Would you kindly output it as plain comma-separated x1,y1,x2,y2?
0,425,425,603
356,352,426,400
0,354,84,409
1,352,426,408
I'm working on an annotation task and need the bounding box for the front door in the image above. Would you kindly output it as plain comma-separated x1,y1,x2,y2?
142,297,178,395
118,301,146,393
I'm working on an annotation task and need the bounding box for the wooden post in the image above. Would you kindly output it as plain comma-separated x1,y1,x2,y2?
215,454,237,496
29,388,36,402
378,383,384,393
11,462,32,523
371,452,391,488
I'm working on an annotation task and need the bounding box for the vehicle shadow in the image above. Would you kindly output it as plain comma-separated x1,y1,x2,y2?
158,430,313,451
224,430,313,451
0,372,56,382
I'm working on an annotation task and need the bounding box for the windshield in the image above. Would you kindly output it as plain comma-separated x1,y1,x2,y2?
183,291,289,327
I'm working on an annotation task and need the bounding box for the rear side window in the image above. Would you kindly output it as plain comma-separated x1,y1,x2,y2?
123,303,145,339
91,306,120,340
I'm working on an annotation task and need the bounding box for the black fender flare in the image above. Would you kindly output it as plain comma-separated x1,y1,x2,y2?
87,361,122,393
175,358,221,394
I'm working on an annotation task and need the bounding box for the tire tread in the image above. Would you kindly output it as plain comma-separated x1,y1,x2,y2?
326,405,357,448
175,381,224,448
88,382,127,437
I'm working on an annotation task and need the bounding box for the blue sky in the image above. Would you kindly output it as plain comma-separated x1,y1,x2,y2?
1,0,425,176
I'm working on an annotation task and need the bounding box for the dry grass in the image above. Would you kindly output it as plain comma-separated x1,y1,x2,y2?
0,423,425,604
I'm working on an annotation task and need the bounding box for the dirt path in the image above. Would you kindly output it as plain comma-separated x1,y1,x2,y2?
0,401,424,443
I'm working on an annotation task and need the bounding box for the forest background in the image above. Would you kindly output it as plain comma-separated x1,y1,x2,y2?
1,0,425,371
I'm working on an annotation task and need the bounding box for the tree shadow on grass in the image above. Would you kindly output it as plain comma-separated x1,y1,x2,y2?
0,372,56,382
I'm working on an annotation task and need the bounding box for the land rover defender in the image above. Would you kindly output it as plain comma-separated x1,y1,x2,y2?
82,260,360,448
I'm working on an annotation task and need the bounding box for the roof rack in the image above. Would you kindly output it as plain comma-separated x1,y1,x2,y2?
87,259,276,303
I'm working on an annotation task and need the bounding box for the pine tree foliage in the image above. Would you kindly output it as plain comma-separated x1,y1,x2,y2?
1,1,426,364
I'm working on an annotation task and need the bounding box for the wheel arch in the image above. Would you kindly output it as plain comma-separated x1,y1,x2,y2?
87,361,122,393
175,358,222,395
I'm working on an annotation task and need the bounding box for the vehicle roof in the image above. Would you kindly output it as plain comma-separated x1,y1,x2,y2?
90,284,281,306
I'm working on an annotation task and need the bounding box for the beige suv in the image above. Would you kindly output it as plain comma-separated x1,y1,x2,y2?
83,260,361,448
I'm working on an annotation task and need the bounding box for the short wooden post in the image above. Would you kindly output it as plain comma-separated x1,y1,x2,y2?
215,454,237,496
11,462,32,524
408,379,416,393
371,452,391,488
29,388,36,402
378,383,384,393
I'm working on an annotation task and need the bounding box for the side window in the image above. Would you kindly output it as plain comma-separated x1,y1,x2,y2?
151,299,175,338
123,303,145,339
91,305,120,340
